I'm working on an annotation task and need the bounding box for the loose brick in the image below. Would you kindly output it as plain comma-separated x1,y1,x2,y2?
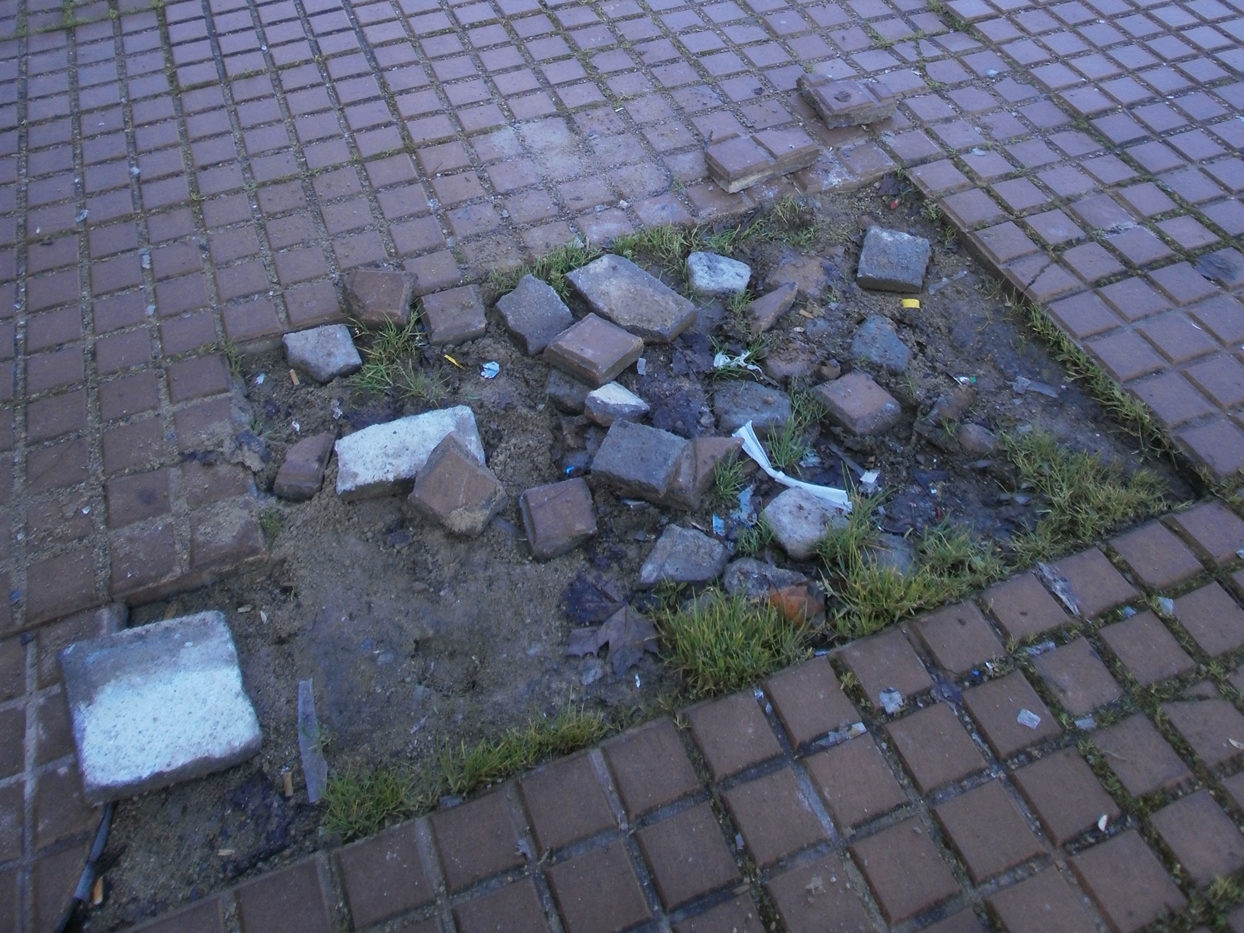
1110,520,1204,589
1031,639,1122,716
962,672,1060,759
337,822,432,928
274,432,335,501
836,626,932,711
495,273,575,355
546,840,651,933
686,692,781,781
1093,713,1190,797
987,868,1099,933
1162,699,1244,768
521,754,614,854
344,267,414,326
421,284,487,345
1051,547,1138,619
913,601,1004,676
981,572,1074,640
1175,583,1244,655
798,75,896,127
1071,831,1186,933
602,719,700,819
814,371,902,436
410,434,507,537
805,734,908,829
1100,610,1196,686
850,817,960,924
765,853,877,933
567,253,697,343
1013,747,1121,846
454,878,550,933
543,313,643,387
724,766,827,866
235,859,332,933
636,802,740,909
519,477,597,560
430,791,523,893
763,657,857,747
885,703,987,795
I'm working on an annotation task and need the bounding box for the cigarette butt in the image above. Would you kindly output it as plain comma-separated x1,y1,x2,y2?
91,877,104,906
282,771,294,798
444,354,463,369
798,309,816,319
290,369,300,385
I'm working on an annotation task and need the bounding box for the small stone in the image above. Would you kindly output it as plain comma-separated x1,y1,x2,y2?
686,252,752,297
544,313,644,387
763,348,815,384
421,284,487,345
769,585,825,625
585,382,650,427
495,274,575,355
851,315,912,374
334,406,484,500
798,75,897,128
591,421,689,502
713,381,792,438
567,254,697,343
519,478,597,560
638,525,730,587
762,487,848,560
856,227,932,294
547,369,593,413
273,432,335,501
815,371,902,436
344,268,416,326
772,255,830,300
60,611,263,804
819,360,842,381
409,434,507,537
282,324,362,383
927,385,976,425
723,558,809,598
957,423,997,457
748,283,797,336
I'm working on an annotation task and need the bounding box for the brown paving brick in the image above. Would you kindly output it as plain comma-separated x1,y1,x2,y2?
1100,610,1197,686
454,877,550,933
1072,830,1186,933
110,522,180,598
1013,746,1122,846
236,858,332,933
26,546,98,625
763,657,857,747
1175,583,1244,656
106,468,172,529
672,894,764,933
546,839,651,933
1094,713,1191,797
1052,547,1138,619
913,601,1005,676
923,909,989,933
885,702,987,794
430,791,523,893
1111,520,1205,591
850,817,960,924
35,690,73,764
521,754,614,854
963,672,1061,759
1087,329,1168,382
1140,312,1221,365
686,692,781,781
636,801,739,909
1151,788,1244,887
987,867,1099,933
723,766,827,867
934,779,1045,883
1032,638,1123,715
765,853,878,933
131,897,227,932
0,637,23,701
336,821,432,928
940,188,1006,230
1133,371,1218,430
981,572,1074,640
32,842,91,933
836,626,931,711
1163,699,1244,768
1178,416,1244,480
1150,262,1220,306
1185,353,1244,410
602,718,700,819
806,734,907,829
0,708,22,778
1047,291,1123,340
1167,501,1244,567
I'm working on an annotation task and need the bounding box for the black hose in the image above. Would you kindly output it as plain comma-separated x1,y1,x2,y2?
53,801,115,933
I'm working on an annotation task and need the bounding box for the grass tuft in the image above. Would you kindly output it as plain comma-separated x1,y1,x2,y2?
712,453,747,506
352,315,427,394
488,240,603,299
321,767,417,843
766,389,824,472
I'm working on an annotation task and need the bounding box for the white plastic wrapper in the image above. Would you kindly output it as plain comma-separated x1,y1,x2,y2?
731,421,853,513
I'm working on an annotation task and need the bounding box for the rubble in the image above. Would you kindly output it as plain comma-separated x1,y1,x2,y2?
851,315,912,374
686,252,751,297
591,421,688,502
815,371,902,436
748,283,797,336
723,558,809,599
957,423,998,457
762,487,849,560
638,525,730,587
495,274,576,355
663,436,744,510
798,75,897,128
544,313,644,387
585,382,650,427
856,227,932,294
546,369,593,413
713,382,792,437
568,254,698,343
421,284,487,345
410,434,508,537
334,406,484,500
344,268,416,326
520,478,598,560
282,325,362,384
273,432,335,501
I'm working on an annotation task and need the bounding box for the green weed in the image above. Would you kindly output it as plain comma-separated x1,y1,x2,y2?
766,389,824,472
352,316,426,393
321,767,417,843
713,453,747,506
259,506,284,544
397,363,449,407
735,516,776,557
488,240,603,299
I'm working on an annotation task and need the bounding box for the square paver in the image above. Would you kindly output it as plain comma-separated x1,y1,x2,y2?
1051,547,1138,619
636,802,740,909
981,572,1074,640
850,817,960,924
763,658,858,747
672,895,764,933
934,780,1045,883
805,735,908,829
543,313,644,387
912,601,1005,676
1012,747,1121,846
235,860,332,933
1162,699,1244,768
987,867,1100,933
884,703,987,794
1071,830,1186,933
1174,583,1244,656
962,672,1061,760
687,692,781,781
602,719,701,819
765,853,878,933
836,627,932,712
337,822,433,928
430,791,524,893
453,878,550,933
723,766,827,867
1031,638,1122,716
546,840,652,933
1109,520,1204,590
1092,713,1190,798
1151,789,1244,887
1168,501,1244,566
521,754,615,854
1099,610,1196,686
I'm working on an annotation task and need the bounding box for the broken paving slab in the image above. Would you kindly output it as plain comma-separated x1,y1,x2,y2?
274,432,335,501
762,487,848,561
705,127,820,194
749,283,797,336
585,382,650,427
591,420,689,502
495,274,575,355
422,284,487,345
335,406,484,500
856,227,931,294
544,313,644,387
566,254,697,343
713,381,792,438
815,371,902,437
852,315,912,374
344,268,416,326
638,525,730,587
798,75,897,128
686,252,751,297
410,434,507,537
59,611,262,804
520,477,597,560
546,368,592,413
282,324,362,384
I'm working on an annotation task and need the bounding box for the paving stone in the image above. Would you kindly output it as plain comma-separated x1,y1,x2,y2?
1152,788,1244,886
454,877,551,933
935,779,1045,883
713,380,792,438
764,658,858,747
1174,583,1244,655
724,558,809,600
429,791,523,893
856,227,932,294
724,765,827,867
1051,547,1139,619
1162,699,1244,768
60,611,262,803
545,313,644,387
851,817,960,924
131,897,227,933
344,267,415,326
672,894,764,933
1032,638,1123,716
1071,830,1187,933
806,734,907,829
281,324,362,383
686,691,781,781
568,254,697,342
748,283,797,336
664,436,743,510
273,432,335,501
815,371,902,436
546,839,651,933
837,626,932,711
981,571,1074,640
584,382,649,427
987,867,1099,933
546,368,593,413
602,718,700,819
410,433,507,536
334,406,484,500
686,251,751,297
706,129,820,194
519,477,597,560
885,702,987,794
337,822,433,928
235,859,332,933
1100,610,1196,686
1093,713,1191,797
761,487,849,561
1110,520,1204,590
923,910,989,933
638,524,728,587
913,601,1005,676
1013,747,1121,846
591,420,688,502
1168,501,1244,566
798,74,896,127
765,852,878,933
851,315,912,376
962,671,1060,759
521,753,614,854
495,274,575,355
422,284,487,345
637,801,740,909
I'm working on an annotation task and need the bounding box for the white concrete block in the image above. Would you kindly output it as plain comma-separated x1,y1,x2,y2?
334,406,484,500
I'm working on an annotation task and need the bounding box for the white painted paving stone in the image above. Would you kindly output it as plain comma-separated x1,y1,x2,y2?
584,382,650,427
566,254,697,343
282,324,363,383
761,487,849,560
335,406,484,500
686,251,752,297
59,611,262,804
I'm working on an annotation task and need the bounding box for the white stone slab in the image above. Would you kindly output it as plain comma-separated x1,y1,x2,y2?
335,406,484,500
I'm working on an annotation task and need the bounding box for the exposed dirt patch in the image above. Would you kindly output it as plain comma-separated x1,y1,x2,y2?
84,185,1192,930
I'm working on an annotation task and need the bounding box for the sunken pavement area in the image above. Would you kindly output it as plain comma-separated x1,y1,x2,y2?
0,0,1243,922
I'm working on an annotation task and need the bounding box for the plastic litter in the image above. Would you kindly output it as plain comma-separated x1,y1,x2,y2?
901,298,920,309
713,350,764,375
1075,716,1096,730
1016,708,1042,729
1157,596,1175,615
712,515,726,536
443,354,464,369
636,357,647,375
480,361,500,379
255,372,266,385
879,688,904,715
297,680,329,804
1097,814,1108,831
733,422,852,512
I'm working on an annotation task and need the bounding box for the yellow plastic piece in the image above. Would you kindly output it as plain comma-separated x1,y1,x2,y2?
901,298,921,309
